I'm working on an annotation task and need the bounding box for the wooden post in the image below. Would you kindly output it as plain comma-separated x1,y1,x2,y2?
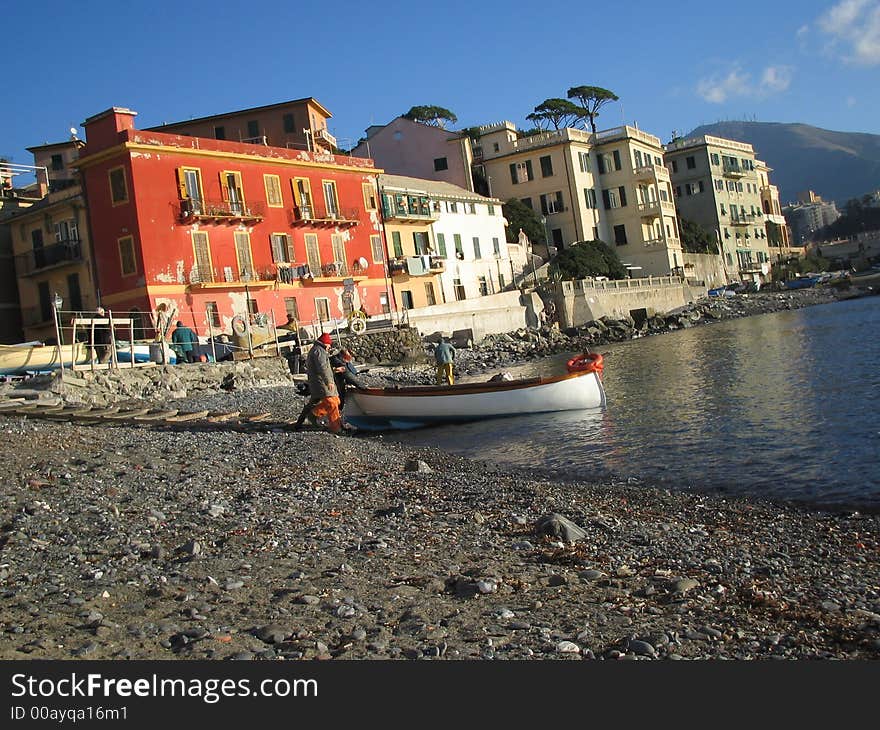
270,310,281,356
108,310,119,370
207,312,216,364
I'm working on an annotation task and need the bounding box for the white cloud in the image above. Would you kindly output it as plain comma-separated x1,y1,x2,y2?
696,65,794,104
817,0,880,65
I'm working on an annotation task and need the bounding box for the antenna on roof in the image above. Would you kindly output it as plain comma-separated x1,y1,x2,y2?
69,127,78,140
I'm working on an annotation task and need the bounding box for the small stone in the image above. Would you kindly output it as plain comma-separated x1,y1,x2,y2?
669,578,699,595
256,625,289,644
536,513,586,543
578,570,604,582
298,595,320,605
476,580,497,594
224,580,244,591
557,641,581,654
404,459,432,473
627,639,657,657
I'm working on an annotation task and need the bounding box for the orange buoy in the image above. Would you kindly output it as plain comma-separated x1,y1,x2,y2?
566,352,604,375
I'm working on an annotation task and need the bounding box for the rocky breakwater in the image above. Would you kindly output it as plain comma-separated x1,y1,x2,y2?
0,411,877,661
467,289,843,371
343,327,425,365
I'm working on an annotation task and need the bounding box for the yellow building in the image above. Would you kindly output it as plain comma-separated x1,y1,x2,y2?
756,160,793,262
378,177,446,310
472,122,680,276
665,135,774,283
8,185,98,342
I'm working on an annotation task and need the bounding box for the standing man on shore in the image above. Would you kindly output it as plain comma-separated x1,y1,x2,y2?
171,321,199,363
434,336,456,386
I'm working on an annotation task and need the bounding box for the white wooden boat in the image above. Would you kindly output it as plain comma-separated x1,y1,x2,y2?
344,353,606,430
0,341,90,376
114,342,177,365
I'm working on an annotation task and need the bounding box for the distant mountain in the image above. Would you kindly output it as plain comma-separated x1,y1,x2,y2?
686,121,880,205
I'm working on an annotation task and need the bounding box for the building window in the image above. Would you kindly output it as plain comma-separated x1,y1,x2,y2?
671,160,678,173
67,273,82,312
578,151,591,173
177,167,204,212
270,233,293,263
583,188,597,208
493,237,501,257
613,150,622,170
436,233,447,257
331,233,347,270
710,153,720,166
247,120,260,139
118,235,136,275
234,232,254,279
487,203,495,215
401,290,414,310
633,150,643,167
362,183,377,210
510,160,534,184
686,156,696,169
453,234,463,259
413,231,429,255
192,231,213,282
322,180,339,218
305,233,321,276
51,154,63,171
284,297,299,322
540,191,565,214
221,170,246,214
478,276,489,296
613,224,628,245
108,167,128,205
370,234,384,263
447,201,458,213
453,278,466,301
283,113,295,133
206,301,221,328
493,142,500,152
264,174,283,207
468,202,476,214
433,157,448,171
540,155,554,177
315,297,330,322
473,237,481,259
214,126,226,140
424,282,436,306
391,231,403,258
520,197,533,209
552,229,563,247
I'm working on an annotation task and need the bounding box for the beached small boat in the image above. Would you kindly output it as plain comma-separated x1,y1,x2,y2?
783,276,821,290
114,342,177,365
0,341,90,376
344,353,606,430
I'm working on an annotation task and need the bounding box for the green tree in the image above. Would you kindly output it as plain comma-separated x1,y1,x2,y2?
566,86,620,134
551,240,626,280
679,218,718,254
502,198,546,245
402,105,458,128
527,99,587,131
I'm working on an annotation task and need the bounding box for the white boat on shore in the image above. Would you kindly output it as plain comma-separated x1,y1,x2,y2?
344,353,606,430
0,341,90,376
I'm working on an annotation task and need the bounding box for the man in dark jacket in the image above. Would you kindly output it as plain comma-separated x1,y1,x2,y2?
171,321,199,363
293,333,344,432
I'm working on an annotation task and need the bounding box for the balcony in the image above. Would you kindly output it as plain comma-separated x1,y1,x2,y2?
389,255,444,277
290,205,360,227
381,195,440,223
633,164,670,182
16,239,83,276
722,163,746,178
178,198,264,224
730,214,757,226
299,259,369,284
638,201,662,218
187,266,276,289
313,128,337,149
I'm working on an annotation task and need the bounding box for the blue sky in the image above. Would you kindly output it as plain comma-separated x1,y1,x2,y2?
3,0,879,175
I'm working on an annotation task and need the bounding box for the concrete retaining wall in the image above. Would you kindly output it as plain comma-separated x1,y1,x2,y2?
404,290,537,343
553,276,694,327
683,252,728,289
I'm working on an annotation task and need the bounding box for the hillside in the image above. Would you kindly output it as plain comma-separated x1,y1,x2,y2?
686,121,880,205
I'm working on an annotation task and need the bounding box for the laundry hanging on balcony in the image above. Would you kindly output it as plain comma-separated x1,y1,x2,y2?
405,256,431,276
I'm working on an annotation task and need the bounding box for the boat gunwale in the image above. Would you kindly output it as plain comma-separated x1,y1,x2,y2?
352,368,599,398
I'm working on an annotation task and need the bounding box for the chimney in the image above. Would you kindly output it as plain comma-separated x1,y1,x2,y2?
81,107,138,154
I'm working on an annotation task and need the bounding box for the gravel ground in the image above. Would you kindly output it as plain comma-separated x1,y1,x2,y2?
0,395,878,661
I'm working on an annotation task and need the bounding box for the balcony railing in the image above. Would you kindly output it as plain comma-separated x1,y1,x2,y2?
638,201,661,217
291,205,359,226
388,255,444,277
722,163,746,178
16,239,83,275
313,128,337,149
730,214,757,226
381,195,440,222
178,198,265,224
187,265,276,286
633,164,670,181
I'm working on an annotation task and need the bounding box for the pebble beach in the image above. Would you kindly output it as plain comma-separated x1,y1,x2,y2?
0,288,878,661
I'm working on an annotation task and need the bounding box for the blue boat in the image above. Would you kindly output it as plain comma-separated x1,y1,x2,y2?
783,276,821,290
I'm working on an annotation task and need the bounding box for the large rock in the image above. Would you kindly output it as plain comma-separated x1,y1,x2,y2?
536,513,587,543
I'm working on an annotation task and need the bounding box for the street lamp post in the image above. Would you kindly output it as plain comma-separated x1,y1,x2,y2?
52,292,64,378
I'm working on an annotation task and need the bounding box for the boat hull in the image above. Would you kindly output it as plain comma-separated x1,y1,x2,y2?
0,342,90,376
344,369,606,430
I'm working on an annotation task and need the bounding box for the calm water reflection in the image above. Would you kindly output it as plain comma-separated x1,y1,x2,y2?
390,298,880,510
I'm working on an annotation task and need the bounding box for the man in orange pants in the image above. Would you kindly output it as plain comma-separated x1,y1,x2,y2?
294,332,342,432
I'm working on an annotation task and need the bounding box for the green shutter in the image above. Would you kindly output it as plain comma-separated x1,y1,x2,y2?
509,163,517,184
392,231,403,257
436,233,447,257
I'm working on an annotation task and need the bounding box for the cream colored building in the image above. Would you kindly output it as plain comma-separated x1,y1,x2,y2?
378,174,511,309
472,122,681,277
756,161,793,262
665,135,774,283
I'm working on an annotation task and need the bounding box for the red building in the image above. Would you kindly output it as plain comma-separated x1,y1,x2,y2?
75,106,389,338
